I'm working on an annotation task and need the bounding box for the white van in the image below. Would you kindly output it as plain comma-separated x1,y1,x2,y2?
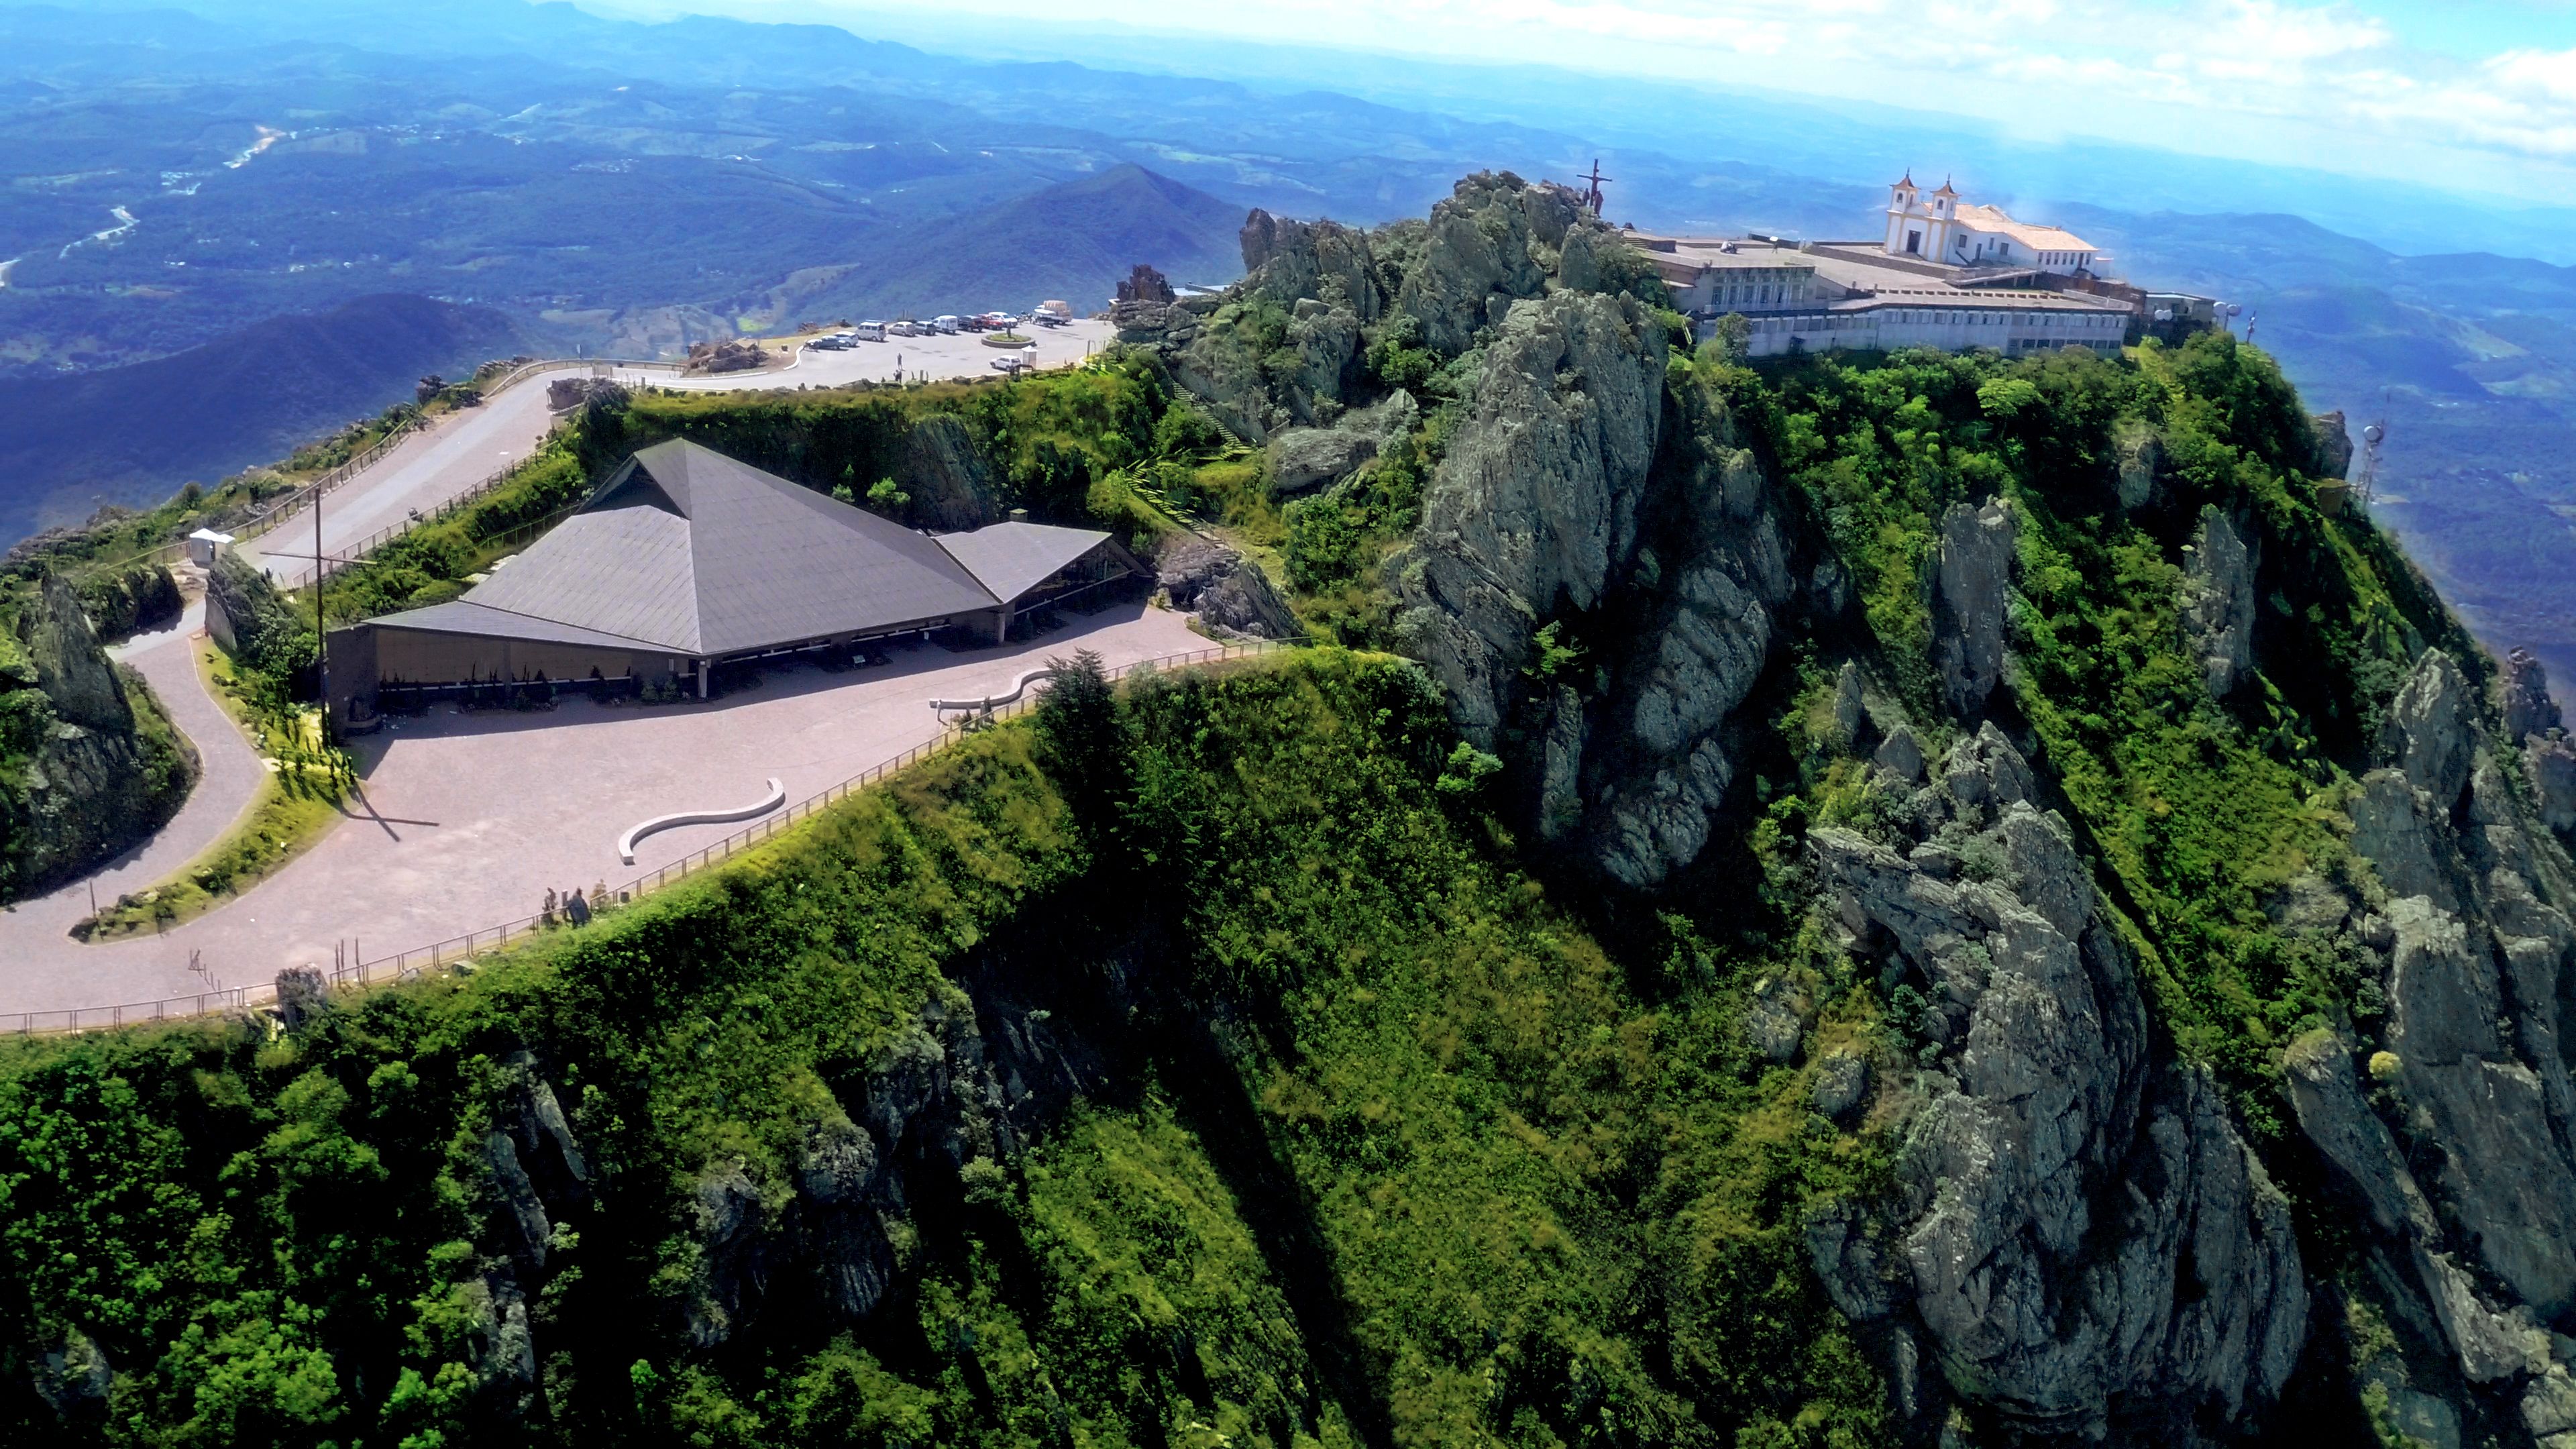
852,321,887,342
932,315,961,335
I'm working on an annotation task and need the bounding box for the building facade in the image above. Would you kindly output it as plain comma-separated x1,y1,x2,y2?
1629,175,2186,360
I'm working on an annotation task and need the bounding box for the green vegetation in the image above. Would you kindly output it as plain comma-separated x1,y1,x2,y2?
1716,331,2462,1150
0,651,1896,1447
75,643,350,941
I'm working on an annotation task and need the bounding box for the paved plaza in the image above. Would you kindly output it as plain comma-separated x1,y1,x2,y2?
0,602,1206,1017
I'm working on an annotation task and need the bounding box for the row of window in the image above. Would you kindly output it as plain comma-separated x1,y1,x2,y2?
1743,309,2125,333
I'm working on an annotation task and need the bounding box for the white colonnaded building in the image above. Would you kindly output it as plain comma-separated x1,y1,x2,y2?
1631,175,2199,359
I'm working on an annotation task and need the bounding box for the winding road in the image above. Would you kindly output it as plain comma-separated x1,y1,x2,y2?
246,320,1114,585
0,318,1134,1021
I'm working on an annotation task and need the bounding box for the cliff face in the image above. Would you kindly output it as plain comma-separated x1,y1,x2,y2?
1144,171,2576,1442
0,575,196,901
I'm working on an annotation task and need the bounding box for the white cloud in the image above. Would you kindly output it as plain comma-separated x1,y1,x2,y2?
727,0,2576,195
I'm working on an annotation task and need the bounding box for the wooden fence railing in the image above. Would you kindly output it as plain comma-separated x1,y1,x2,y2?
2,639,1288,1035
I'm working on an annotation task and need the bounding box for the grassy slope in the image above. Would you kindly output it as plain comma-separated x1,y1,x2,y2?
0,653,1889,1448
0,330,2516,1446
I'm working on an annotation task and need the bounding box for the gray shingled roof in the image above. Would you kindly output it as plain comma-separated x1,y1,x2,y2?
367,599,679,653
374,439,1004,656
934,521,1113,605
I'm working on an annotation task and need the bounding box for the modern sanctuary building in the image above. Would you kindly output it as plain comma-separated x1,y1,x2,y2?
1635,175,2151,358
319,439,1140,723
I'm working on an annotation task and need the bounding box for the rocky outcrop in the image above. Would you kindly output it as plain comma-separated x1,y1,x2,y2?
2114,421,2163,511
675,983,1099,1346
1156,539,1300,639
2310,410,2355,480
899,415,1000,531
3,575,197,902
2504,647,2561,743
2180,506,2258,698
1389,289,1665,748
1267,425,1379,496
1240,211,1383,323
1807,723,2308,1441
25,573,131,735
2279,648,2576,1434
1392,172,1591,356
2535,735,2576,835
1931,500,2015,717
2503,649,2576,836
30,1327,113,1415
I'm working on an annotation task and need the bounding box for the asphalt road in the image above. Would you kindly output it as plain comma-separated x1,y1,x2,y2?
246,320,1121,584
250,365,597,586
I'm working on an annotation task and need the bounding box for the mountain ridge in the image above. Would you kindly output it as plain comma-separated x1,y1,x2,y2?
0,292,524,543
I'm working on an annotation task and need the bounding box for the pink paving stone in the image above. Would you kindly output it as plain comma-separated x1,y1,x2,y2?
0,601,1210,1018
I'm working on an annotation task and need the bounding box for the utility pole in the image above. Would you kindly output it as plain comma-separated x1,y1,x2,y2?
313,479,329,745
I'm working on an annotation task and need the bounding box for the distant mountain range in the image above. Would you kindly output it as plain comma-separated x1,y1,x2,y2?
3,0,2571,707
783,166,1244,322
0,293,523,543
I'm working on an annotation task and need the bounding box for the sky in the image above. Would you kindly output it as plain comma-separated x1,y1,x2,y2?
633,0,2576,206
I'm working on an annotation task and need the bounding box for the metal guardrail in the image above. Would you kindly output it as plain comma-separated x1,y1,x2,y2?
3,639,1288,1036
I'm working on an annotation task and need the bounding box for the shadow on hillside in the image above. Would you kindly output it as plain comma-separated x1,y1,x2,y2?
1159,1010,1397,1449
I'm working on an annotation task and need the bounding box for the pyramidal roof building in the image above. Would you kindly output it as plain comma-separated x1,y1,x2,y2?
325,439,1140,714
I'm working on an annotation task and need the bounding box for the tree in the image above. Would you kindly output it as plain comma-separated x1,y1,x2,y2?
1708,313,1752,365
1033,649,1127,852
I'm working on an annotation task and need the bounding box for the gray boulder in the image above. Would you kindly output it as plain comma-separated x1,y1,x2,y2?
1157,539,1300,639
1811,1051,1870,1120
2378,649,2478,808
484,1128,552,1270
799,1113,898,1320
682,1163,770,1348
1931,500,2015,717
1268,425,1379,496
2114,421,2163,511
31,1327,112,1415
2385,895,2576,1315
2282,1029,2434,1240
25,573,130,734
1198,561,1301,640
2179,506,2258,698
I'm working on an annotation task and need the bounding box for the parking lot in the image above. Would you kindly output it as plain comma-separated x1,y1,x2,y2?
645,319,1117,392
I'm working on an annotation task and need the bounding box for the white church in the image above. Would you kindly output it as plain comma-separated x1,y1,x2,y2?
1625,172,2150,358
1880,173,2101,274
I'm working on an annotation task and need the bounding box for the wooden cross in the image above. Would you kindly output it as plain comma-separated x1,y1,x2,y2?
1580,158,1611,215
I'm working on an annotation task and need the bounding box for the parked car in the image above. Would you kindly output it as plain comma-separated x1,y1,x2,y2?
1030,311,1067,328
853,321,887,341
932,315,961,334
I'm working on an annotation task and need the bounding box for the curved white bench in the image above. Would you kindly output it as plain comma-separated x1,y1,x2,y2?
928,667,1059,715
617,777,785,865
